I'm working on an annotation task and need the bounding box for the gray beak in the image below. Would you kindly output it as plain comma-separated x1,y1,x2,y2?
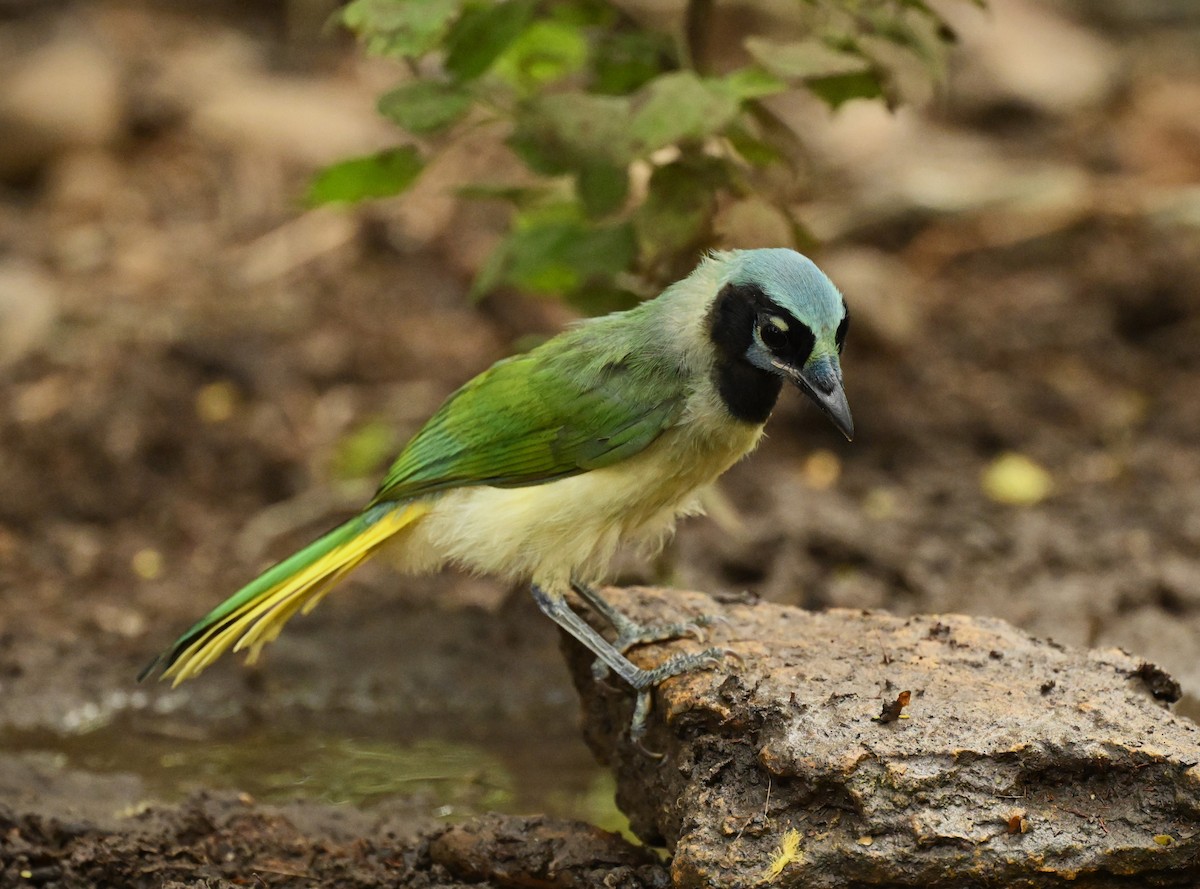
779,354,854,441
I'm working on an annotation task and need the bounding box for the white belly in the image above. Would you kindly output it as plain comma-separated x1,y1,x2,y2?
388,417,764,587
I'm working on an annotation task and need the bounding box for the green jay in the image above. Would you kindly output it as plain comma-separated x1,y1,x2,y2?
142,248,852,740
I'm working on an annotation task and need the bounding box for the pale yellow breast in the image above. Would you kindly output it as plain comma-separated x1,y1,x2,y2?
389,413,765,588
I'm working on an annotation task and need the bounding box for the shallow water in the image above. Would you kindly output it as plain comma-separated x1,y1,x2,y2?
1,712,628,831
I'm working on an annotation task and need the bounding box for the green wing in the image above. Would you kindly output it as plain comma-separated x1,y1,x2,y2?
370,322,688,505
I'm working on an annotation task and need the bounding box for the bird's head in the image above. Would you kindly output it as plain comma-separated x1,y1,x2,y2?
707,248,852,439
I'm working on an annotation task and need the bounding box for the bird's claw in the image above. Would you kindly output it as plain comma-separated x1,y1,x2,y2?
590,613,718,680
717,646,744,668
681,621,707,644
585,623,705,681
694,613,729,630
642,646,729,684
615,616,712,652
629,690,662,753
624,646,738,748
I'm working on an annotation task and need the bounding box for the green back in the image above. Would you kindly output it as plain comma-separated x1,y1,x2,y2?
370,309,688,505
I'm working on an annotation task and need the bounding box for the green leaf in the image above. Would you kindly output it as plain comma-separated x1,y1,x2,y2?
629,72,742,154
576,163,628,218
634,157,728,262
377,81,473,134
725,124,784,168
566,283,641,315
493,20,589,93
591,31,675,95
721,66,787,100
509,93,635,174
472,210,636,299
305,147,424,206
457,183,555,206
445,0,536,81
720,124,777,166
513,220,636,294
341,0,459,59
897,0,945,18
481,220,583,295
864,5,941,59
806,69,885,109
744,36,872,81
549,0,617,28
744,103,805,166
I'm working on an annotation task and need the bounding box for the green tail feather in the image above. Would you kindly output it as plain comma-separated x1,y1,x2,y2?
139,510,379,682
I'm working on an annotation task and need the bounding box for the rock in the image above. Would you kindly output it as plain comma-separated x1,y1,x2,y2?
568,587,1200,888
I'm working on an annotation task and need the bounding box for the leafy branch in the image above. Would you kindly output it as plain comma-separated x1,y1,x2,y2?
313,0,980,311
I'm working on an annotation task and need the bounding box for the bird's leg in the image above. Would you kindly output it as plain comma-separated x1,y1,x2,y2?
531,584,649,688
571,581,712,678
532,584,726,742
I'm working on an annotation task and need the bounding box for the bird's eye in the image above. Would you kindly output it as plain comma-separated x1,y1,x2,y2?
835,311,849,354
759,318,789,350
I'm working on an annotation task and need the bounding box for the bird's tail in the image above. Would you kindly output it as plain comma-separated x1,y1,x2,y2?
140,502,428,686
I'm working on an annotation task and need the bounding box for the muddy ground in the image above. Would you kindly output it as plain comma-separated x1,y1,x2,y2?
1,0,1199,885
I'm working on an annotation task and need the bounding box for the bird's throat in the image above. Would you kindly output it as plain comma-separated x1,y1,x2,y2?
713,359,782,424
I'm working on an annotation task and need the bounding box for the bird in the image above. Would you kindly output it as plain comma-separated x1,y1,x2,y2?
141,248,852,741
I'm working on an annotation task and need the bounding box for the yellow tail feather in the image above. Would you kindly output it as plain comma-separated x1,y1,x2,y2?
163,503,428,685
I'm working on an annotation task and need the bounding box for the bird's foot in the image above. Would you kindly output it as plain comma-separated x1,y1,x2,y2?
627,646,730,745
590,614,718,681
533,583,734,750
617,613,719,648
569,582,724,681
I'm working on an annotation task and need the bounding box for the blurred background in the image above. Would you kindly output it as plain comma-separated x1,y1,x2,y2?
1,0,1198,834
